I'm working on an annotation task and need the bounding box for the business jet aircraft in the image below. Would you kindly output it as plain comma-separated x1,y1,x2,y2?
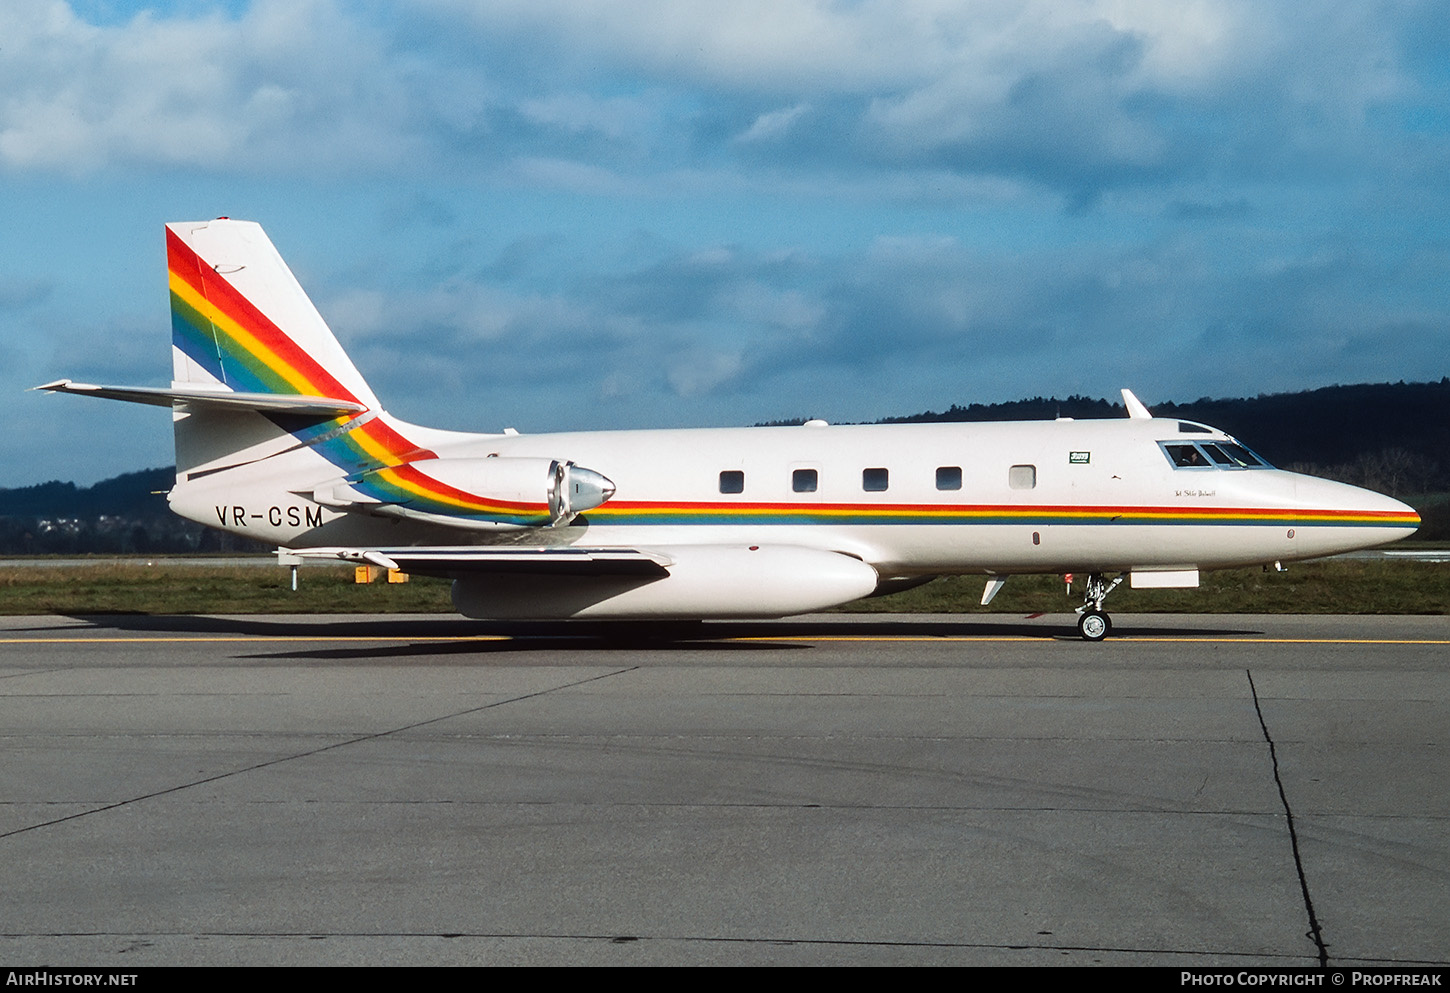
39,219,1420,639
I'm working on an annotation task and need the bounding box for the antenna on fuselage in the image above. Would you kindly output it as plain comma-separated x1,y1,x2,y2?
1121,388,1152,420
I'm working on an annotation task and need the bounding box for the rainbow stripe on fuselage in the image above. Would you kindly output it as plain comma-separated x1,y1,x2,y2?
582,501,1420,529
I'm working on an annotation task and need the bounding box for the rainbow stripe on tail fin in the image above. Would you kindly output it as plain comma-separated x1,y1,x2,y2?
43,221,531,524
167,219,379,410
164,221,450,482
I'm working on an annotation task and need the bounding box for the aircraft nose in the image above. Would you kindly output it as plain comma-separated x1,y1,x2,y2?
1386,492,1419,522
1363,488,1421,535
1291,473,1421,548
1381,492,1421,531
1299,474,1419,519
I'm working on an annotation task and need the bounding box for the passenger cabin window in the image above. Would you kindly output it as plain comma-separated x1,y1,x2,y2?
862,467,888,492
1008,464,1036,490
719,470,744,494
792,468,818,493
936,466,962,491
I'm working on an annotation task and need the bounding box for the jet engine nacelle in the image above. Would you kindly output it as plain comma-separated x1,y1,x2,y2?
451,544,881,619
316,456,615,529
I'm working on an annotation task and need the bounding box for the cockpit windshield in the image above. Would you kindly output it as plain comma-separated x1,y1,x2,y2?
1160,439,1272,469
1214,442,1266,467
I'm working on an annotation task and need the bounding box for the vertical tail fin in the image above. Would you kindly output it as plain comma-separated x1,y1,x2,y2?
41,220,434,484
165,219,394,477
167,219,379,409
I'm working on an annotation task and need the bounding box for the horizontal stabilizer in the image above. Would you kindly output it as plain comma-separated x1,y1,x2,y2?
35,380,366,416
286,545,674,577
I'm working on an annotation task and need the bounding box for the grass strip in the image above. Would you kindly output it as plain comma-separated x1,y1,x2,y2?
0,556,1445,615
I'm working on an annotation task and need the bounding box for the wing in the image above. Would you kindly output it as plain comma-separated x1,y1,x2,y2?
282,542,881,619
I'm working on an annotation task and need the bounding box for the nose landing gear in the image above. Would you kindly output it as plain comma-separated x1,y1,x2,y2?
1075,572,1124,641
1077,609,1110,641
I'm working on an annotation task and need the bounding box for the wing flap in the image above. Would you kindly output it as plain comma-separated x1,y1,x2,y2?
285,545,674,577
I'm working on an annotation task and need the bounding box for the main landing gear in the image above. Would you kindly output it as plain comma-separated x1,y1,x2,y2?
1075,572,1124,642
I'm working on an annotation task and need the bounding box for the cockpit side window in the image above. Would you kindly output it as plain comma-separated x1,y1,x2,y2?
1164,444,1210,468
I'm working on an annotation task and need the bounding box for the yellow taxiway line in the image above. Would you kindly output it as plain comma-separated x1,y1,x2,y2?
731,634,1450,645
1,633,1448,645
0,635,512,644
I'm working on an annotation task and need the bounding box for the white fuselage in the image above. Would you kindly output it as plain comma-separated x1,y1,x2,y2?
172,413,1419,580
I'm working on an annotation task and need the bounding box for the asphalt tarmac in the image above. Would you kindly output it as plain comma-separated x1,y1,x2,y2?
1,612,1447,966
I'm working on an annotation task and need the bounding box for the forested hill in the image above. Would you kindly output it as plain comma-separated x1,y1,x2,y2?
1150,381,1449,481
0,468,174,519
0,468,252,555
883,379,1450,496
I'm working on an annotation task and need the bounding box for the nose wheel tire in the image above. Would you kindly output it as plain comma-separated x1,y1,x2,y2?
1077,609,1111,642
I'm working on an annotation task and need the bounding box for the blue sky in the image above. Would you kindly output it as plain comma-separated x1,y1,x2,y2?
5,0,1449,485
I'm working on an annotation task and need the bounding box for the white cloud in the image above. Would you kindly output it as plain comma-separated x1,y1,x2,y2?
0,0,429,173
722,282,824,333
665,349,743,397
737,103,811,144
421,0,1433,195
423,0,943,93
518,92,659,142
426,0,1261,98
0,0,1431,196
